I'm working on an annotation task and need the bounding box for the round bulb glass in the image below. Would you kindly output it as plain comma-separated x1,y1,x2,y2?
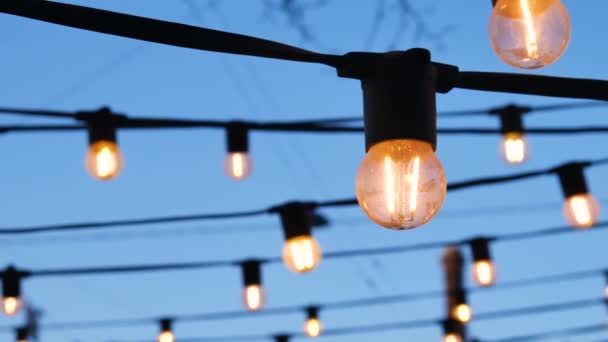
3,296,21,316
224,152,253,181
356,139,447,230
500,132,528,165
158,331,174,342
305,318,322,337
85,140,123,180
243,284,265,311
563,194,600,229
453,304,472,323
443,333,463,342
282,235,322,273
489,0,570,69
473,260,497,287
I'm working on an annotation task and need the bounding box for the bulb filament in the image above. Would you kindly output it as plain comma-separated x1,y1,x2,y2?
383,155,420,225
520,0,539,59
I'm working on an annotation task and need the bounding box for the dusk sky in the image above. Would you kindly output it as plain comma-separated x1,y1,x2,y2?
0,1,607,341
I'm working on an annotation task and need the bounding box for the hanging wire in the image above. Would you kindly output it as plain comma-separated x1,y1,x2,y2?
477,322,608,342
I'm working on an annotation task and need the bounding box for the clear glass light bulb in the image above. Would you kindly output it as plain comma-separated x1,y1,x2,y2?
489,0,571,69
243,284,265,311
224,152,253,181
3,296,21,316
85,140,123,180
500,132,528,164
305,318,322,337
563,194,600,229
443,333,463,342
453,304,472,323
282,235,322,273
158,331,174,342
473,260,497,287
355,139,447,230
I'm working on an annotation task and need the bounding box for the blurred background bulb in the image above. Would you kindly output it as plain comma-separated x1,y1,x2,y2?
489,0,571,69
443,333,463,342
3,296,21,316
282,235,322,273
224,152,252,181
304,317,322,337
563,194,600,229
243,284,265,311
85,140,123,180
158,331,174,342
473,260,497,287
453,304,472,323
500,132,528,164
356,139,447,230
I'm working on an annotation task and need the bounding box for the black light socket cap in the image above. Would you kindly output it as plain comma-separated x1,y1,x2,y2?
306,306,319,319
498,109,524,135
16,327,27,341
360,49,437,151
86,108,118,144
241,259,262,287
454,288,468,306
442,318,462,335
274,334,290,342
470,238,492,262
277,202,314,240
2,266,22,298
159,318,172,332
556,163,589,198
226,122,249,153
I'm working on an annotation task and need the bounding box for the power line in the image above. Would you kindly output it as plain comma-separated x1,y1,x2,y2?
477,322,608,342
2,158,606,236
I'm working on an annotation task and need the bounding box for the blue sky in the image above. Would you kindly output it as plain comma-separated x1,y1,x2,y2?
0,0,607,341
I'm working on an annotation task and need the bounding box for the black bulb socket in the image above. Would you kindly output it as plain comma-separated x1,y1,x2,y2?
241,259,262,287
226,122,249,153
86,108,118,145
470,237,492,263
2,266,22,299
277,202,314,241
498,108,524,135
556,163,589,199
275,334,290,342
306,306,319,320
16,327,27,341
442,318,463,336
160,318,172,333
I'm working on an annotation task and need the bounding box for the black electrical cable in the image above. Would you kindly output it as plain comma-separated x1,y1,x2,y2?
478,322,608,342
3,1,608,101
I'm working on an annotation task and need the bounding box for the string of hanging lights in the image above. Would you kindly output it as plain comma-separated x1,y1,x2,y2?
1,0,608,232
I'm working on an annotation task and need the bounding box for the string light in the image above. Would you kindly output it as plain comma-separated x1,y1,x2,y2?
241,260,265,311
351,50,447,230
84,109,123,181
497,108,528,165
157,319,174,342
451,289,472,324
15,327,27,342
276,203,322,273
224,123,252,181
2,266,23,316
304,306,322,337
556,163,601,229
470,238,497,287
489,0,571,69
442,319,463,342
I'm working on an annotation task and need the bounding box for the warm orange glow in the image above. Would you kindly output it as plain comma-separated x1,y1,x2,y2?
500,132,528,164
489,0,570,69
443,333,463,342
282,235,322,273
3,296,21,316
85,140,123,180
224,152,252,181
305,318,322,337
243,285,265,311
158,331,174,342
563,194,600,229
453,304,472,323
356,140,447,230
473,260,497,287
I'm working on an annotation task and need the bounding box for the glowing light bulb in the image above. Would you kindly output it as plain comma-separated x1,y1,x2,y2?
443,333,463,342
604,285,608,300
305,317,322,337
563,194,600,229
85,140,123,180
243,285,265,311
158,331,174,342
3,297,20,316
453,304,472,323
489,0,571,69
224,152,253,181
282,235,322,273
356,139,447,230
500,132,528,164
473,260,497,287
